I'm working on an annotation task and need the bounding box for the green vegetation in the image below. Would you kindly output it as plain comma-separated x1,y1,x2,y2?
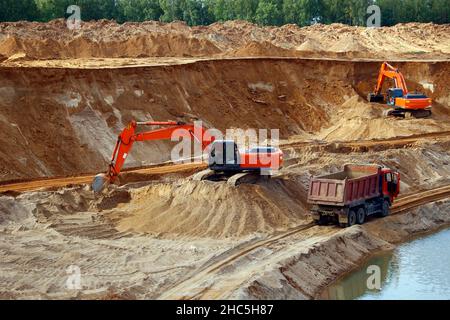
1,0,448,26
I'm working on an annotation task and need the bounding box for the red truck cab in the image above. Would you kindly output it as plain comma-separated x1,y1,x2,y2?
380,167,400,203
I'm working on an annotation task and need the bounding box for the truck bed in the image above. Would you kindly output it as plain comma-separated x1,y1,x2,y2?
308,164,381,206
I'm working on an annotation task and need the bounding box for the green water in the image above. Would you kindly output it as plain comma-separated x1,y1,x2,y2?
325,228,450,300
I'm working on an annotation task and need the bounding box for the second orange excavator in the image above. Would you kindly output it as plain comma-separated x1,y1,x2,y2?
368,62,432,118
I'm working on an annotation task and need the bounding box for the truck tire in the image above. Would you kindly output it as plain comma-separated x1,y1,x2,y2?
316,215,328,226
356,207,366,225
381,200,390,217
347,210,357,227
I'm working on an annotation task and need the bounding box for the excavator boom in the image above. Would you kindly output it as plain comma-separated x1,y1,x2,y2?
92,120,212,192
372,62,409,96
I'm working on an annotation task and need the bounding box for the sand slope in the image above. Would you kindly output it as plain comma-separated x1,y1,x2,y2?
0,20,449,60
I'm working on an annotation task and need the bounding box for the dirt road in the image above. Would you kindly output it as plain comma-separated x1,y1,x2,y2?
0,162,205,193
392,184,450,214
283,130,450,150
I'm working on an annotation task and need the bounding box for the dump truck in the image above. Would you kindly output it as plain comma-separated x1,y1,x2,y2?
307,164,400,227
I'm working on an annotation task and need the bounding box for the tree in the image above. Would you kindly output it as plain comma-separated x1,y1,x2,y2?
430,0,449,24
35,0,116,21
180,0,213,25
233,0,259,21
298,0,325,25
378,0,410,25
159,0,184,22
322,0,347,24
79,0,117,20
117,0,163,22
347,0,373,26
282,0,302,24
34,0,69,21
255,0,281,25
1,0,449,26
207,0,236,21
0,0,39,22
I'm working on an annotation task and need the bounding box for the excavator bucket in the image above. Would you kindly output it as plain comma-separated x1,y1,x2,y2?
367,93,384,103
92,173,110,193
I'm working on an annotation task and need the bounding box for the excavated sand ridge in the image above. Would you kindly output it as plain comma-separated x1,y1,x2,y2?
0,59,449,182
0,20,449,60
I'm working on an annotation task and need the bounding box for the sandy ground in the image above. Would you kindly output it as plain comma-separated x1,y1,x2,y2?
0,21,449,299
1,138,449,299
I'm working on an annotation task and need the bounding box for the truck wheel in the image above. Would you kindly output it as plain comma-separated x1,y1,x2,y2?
347,210,357,227
356,208,366,225
317,215,328,226
381,200,390,217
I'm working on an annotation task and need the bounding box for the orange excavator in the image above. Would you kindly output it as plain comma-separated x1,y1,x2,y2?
92,120,213,193
368,62,432,118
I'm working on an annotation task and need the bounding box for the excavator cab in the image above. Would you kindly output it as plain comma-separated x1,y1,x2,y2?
209,140,241,172
387,88,404,106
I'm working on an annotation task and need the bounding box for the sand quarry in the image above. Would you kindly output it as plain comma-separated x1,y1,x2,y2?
0,20,449,299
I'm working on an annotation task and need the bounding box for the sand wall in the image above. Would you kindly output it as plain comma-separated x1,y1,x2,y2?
0,59,449,182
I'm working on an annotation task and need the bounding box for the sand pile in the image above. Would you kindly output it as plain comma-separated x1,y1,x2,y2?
229,41,299,57
318,95,450,141
0,20,449,60
0,20,221,59
108,177,308,239
0,186,244,299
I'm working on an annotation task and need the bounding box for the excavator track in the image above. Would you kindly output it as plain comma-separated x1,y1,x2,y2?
193,169,269,186
192,169,216,181
226,172,267,186
384,108,432,119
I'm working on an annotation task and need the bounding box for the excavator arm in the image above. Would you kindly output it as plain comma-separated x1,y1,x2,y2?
369,62,409,101
374,62,409,95
92,120,212,192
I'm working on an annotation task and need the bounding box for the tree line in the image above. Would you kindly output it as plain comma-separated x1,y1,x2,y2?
0,0,448,26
